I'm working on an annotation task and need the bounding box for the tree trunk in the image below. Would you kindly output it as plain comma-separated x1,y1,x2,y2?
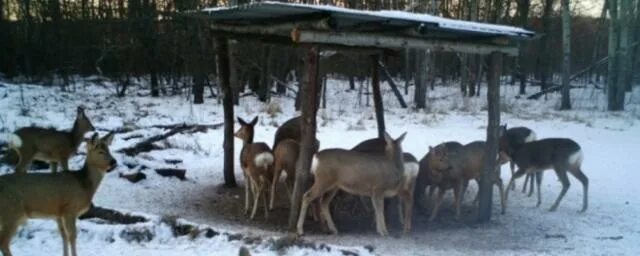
216,38,236,187
228,42,240,105
414,50,428,108
288,46,319,231
404,48,411,95
608,0,623,110
478,52,502,222
560,0,572,110
539,0,556,93
516,0,531,95
371,55,385,138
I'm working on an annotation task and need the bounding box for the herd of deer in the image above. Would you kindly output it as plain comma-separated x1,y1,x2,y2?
235,115,589,238
0,107,589,256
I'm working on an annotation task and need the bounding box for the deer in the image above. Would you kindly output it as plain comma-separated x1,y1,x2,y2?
350,137,419,233
425,141,465,221
4,106,95,174
457,141,507,214
498,125,539,194
503,138,589,213
270,138,298,209
296,132,407,236
0,132,116,256
235,116,275,220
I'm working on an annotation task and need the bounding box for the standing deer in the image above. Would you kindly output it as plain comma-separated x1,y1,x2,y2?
498,125,539,194
235,116,275,220
4,106,95,173
425,141,465,221
457,141,507,214
296,132,407,236
504,138,588,213
351,137,419,233
270,138,298,209
0,132,116,256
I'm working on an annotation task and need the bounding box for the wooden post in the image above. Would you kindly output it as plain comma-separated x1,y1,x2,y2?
478,51,502,222
371,55,385,138
216,37,236,187
288,46,320,231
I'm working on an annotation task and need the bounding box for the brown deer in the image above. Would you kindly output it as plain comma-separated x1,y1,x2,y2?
425,141,465,221
457,141,507,214
6,106,95,174
503,138,588,213
498,125,539,194
0,132,116,256
270,138,298,209
296,132,407,236
351,137,419,233
235,116,275,220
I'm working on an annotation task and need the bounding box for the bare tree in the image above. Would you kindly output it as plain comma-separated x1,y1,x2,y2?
560,0,572,110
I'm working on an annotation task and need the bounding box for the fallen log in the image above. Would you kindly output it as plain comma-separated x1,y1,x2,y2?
98,122,224,135
79,205,148,224
119,172,147,183
527,85,587,100
155,168,186,180
117,123,223,156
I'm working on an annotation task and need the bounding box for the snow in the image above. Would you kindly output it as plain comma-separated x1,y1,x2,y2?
1,77,640,255
200,2,534,38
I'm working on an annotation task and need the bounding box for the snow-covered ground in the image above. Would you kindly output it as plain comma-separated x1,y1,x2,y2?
1,77,639,255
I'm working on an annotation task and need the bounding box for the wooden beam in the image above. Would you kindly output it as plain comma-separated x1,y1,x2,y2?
378,60,408,108
288,46,320,232
215,37,236,188
371,55,386,138
294,30,519,56
478,51,502,222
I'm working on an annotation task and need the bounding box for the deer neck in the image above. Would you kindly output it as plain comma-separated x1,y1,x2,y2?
243,133,254,147
78,163,106,196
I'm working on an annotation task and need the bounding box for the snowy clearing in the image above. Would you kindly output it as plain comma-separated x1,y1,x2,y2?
1,78,639,255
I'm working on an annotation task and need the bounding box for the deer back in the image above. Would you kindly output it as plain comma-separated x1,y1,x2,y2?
512,138,581,171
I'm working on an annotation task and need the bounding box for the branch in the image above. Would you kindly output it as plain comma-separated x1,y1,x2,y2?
117,123,223,156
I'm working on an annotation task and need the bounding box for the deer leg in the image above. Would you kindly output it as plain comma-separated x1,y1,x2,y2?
50,162,59,173
14,150,34,174
549,168,571,212
510,161,517,191
243,172,251,215
261,176,269,220
504,167,529,211
56,217,70,256
461,180,469,203
401,190,414,234
495,177,506,214
296,183,331,236
454,180,463,220
0,220,19,256
269,167,282,210
535,172,543,207
61,159,70,172
568,167,589,213
472,179,481,205
522,173,530,193
429,188,445,222
320,189,339,235
250,179,262,220
371,195,388,236
527,173,536,197
64,215,78,256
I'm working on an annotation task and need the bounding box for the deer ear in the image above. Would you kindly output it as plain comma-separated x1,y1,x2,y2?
237,117,246,125
86,133,98,148
395,132,407,144
250,116,258,126
102,132,115,146
77,106,85,117
383,132,393,145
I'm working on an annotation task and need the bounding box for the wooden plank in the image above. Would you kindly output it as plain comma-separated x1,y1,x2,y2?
371,55,386,138
294,30,519,56
478,51,502,222
215,37,237,188
288,46,320,231
378,60,408,108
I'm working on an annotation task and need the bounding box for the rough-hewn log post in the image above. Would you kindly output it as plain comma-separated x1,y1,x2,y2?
371,55,386,138
478,51,502,222
216,37,236,187
288,46,320,231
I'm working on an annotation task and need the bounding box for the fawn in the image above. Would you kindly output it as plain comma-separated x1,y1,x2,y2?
5,106,95,173
296,132,407,236
503,138,588,213
235,116,275,220
425,141,465,221
0,132,116,256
